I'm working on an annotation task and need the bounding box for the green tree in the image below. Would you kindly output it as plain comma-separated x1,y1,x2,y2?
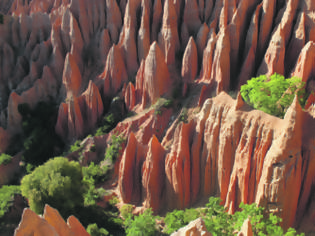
0,153,12,165
87,223,109,236
240,73,307,118
0,185,21,218
20,157,84,217
124,208,158,236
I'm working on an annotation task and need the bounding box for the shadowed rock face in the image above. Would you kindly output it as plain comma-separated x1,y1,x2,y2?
1,0,315,232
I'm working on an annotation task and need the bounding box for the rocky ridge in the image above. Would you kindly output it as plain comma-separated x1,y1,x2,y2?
0,0,314,232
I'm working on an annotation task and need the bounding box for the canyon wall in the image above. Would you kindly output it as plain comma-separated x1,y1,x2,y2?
0,0,315,232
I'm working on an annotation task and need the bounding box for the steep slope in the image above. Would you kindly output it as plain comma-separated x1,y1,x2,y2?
0,0,314,232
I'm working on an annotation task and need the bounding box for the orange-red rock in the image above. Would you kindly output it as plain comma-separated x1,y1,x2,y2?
14,205,88,236
142,135,166,212
101,44,128,97
171,217,212,236
182,37,198,84
158,0,180,66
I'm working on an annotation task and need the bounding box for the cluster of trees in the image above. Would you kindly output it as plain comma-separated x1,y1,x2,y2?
240,73,308,118
122,197,304,236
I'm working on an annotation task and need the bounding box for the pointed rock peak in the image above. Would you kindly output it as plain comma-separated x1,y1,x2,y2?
162,0,177,28
237,218,254,236
149,134,162,149
147,41,164,61
182,36,198,83
284,94,303,121
127,131,137,145
235,92,245,110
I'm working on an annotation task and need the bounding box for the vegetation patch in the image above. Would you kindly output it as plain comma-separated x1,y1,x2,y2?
240,73,308,118
0,153,12,165
0,185,21,218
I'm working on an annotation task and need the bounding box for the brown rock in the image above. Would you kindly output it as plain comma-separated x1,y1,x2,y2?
106,0,122,43
182,0,201,35
141,42,171,107
237,3,261,88
83,80,104,132
137,0,151,62
199,30,217,82
14,205,88,236
165,121,195,209
124,82,136,111
210,27,230,93
182,37,198,84
291,41,315,83
67,216,90,236
237,218,253,236
257,0,276,59
158,0,180,66
196,23,210,62
119,132,147,204
171,217,212,236
62,53,82,99
101,45,128,97
43,205,74,236
118,0,141,77
14,208,58,236
151,0,162,42
142,135,166,212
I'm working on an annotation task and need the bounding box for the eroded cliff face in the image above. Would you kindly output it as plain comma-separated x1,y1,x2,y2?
1,0,315,232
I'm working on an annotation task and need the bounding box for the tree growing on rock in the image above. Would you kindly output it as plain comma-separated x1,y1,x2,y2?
240,73,307,118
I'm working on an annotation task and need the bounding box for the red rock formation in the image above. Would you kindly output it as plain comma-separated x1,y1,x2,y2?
158,0,180,66
101,44,128,97
237,219,253,236
139,42,171,107
142,135,166,212
171,218,212,236
182,37,198,84
14,205,89,236
1,0,315,233
118,0,140,77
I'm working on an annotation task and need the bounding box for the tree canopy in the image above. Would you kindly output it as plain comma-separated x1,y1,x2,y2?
240,73,307,118
20,157,84,217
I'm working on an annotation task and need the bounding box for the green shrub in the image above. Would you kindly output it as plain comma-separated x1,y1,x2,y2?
163,197,304,236
0,185,20,218
120,204,134,220
0,153,12,165
105,135,125,162
240,73,307,118
124,208,158,236
20,157,85,217
82,162,109,206
87,223,109,236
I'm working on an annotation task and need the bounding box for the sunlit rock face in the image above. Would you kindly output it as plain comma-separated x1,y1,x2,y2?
0,0,314,233
14,205,89,236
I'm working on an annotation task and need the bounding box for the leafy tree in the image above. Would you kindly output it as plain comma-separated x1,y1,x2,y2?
240,73,307,118
20,157,84,217
105,135,125,162
0,185,21,218
124,208,158,236
164,210,186,234
0,153,12,165
87,223,109,236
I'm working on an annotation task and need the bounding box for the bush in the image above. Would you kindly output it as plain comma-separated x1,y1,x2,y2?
0,185,21,218
105,135,125,162
240,73,307,118
20,157,85,217
0,153,12,165
87,223,109,236
82,162,109,206
163,197,304,236
124,208,158,236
